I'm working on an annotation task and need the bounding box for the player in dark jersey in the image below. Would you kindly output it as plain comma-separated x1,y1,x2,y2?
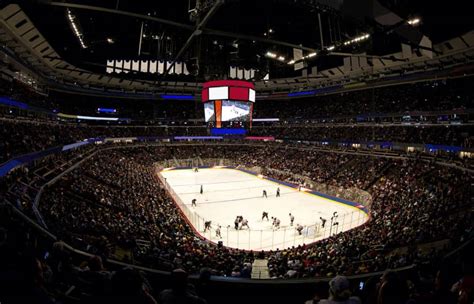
262,190,267,198
296,224,304,235
204,220,212,232
320,217,327,228
200,185,203,194
276,187,280,197
191,198,197,207
289,213,295,226
262,211,269,221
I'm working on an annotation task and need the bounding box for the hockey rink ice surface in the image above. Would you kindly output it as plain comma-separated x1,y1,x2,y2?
160,168,369,251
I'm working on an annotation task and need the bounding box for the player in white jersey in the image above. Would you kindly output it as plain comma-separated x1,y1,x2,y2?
240,219,249,230
273,218,280,230
215,225,222,239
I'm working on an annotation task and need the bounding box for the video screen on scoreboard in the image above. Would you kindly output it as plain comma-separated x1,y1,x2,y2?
221,100,251,122
204,102,215,122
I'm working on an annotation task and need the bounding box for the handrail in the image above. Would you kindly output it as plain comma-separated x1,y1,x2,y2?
443,237,474,260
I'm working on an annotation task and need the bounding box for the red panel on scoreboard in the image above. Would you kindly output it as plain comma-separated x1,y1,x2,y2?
203,80,254,89
215,100,222,128
229,87,249,101
202,88,209,102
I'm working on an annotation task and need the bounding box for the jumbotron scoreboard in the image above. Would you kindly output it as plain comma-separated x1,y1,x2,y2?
201,80,255,134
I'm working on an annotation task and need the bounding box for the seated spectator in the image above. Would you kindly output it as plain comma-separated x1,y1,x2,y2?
451,275,474,304
304,282,328,304
377,271,408,304
158,268,207,304
318,275,361,304
109,267,157,304
79,256,112,297
425,268,457,304
0,254,56,304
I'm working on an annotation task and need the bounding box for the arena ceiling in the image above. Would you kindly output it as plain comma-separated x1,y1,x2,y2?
10,0,473,84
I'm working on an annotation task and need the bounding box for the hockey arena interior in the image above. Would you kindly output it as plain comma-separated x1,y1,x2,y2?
0,1,473,304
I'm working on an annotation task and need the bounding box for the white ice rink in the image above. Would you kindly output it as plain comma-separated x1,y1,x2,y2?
160,168,368,251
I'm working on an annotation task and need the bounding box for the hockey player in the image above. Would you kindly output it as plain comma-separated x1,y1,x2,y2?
194,167,199,172
320,217,327,228
204,220,212,232
274,218,281,230
276,187,280,197
200,185,203,195
234,217,240,230
191,198,197,207
215,225,222,239
296,224,304,235
289,213,295,226
240,218,249,230
262,211,269,221
262,189,267,198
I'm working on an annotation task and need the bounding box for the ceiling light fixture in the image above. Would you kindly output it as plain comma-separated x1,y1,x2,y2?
265,51,277,58
67,9,87,49
343,33,370,46
408,18,420,25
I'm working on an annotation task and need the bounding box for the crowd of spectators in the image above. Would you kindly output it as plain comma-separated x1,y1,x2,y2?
0,202,212,304
1,117,472,165
4,76,473,122
0,78,197,121
253,77,473,119
3,195,472,304
250,125,473,147
1,76,474,165
32,145,472,281
0,118,208,163
1,141,473,303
